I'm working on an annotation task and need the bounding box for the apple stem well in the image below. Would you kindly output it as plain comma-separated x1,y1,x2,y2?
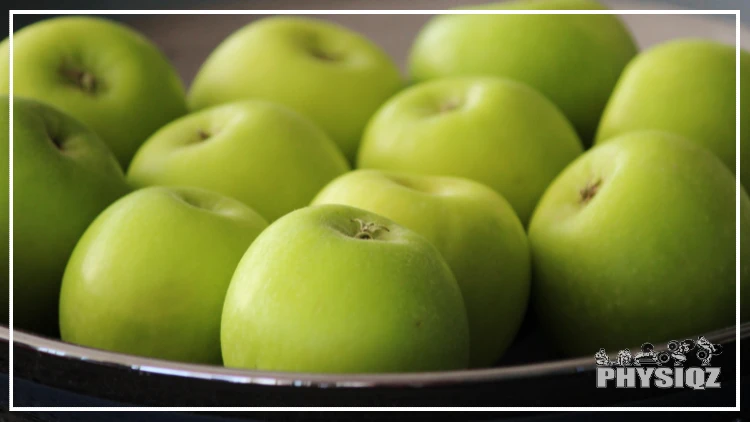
352,218,390,240
60,65,98,94
579,179,603,204
309,47,341,62
48,132,64,150
197,130,211,141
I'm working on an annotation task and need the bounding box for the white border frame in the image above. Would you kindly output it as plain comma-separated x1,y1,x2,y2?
6,7,742,412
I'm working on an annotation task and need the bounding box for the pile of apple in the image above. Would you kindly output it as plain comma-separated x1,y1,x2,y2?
1,0,747,374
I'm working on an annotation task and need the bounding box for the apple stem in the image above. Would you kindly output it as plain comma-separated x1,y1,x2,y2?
80,72,95,92
197,130,211,141
352,218,389,240
310,48,339,62
61,66,97,94
580,179,602,204
439,99,461,113
48,133,63,150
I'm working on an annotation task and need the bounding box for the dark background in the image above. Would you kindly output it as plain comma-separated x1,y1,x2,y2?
8,0,749,36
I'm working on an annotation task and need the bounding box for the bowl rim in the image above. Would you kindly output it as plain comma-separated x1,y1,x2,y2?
3,322,746,388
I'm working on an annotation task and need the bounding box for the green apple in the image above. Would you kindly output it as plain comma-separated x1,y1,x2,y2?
311,169,530,368
59,186,268,364
127,100,350,222
0,96,8,325
1,16,188,167
408,0,638,143
221,203,470,373
528,130,747,357
13,96,130,336
357,76,584,226
595,39,749,187
187,16,404,162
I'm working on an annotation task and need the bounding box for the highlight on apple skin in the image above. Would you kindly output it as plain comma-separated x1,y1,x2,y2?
357,76,584,226
221,203,471,373
528,130,747,357
187,16,404,163
0,16,188,168
312,169,531,368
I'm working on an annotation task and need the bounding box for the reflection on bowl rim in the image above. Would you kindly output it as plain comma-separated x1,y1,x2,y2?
2,322,746,388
